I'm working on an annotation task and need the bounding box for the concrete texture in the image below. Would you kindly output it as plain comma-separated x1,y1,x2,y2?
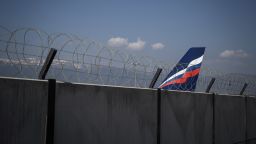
215,95,246,144
161,90,213,144
54,82,157,144
0,77,48,144
1,77,256,144
247,97,256,144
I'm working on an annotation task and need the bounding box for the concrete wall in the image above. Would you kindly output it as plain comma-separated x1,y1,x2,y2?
0,77,256,144
0,77,48,144
161,90,213,144
54,82,157,144
247,96,256,144
215,95,246,144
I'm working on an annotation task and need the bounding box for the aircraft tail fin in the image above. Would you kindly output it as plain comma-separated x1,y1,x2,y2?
159,47,205,91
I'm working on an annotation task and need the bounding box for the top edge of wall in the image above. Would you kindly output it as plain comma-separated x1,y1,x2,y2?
57,81,157,91
1,76,255,97
0,76,48,83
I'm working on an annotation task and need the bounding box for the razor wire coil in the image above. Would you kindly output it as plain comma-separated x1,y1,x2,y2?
0,26,255,96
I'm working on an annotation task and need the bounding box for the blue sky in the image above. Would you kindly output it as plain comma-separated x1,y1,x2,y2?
1,0,256,74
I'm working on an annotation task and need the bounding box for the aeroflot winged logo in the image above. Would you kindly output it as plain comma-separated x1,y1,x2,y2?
159,47,205,91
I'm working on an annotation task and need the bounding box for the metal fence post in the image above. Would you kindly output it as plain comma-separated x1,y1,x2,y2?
46,79,56,144
38,48,57,80
149,68,162,88
157,88,162,144
206,78,215,93
212,93,215,144
240,83,248,95
245,95,248,144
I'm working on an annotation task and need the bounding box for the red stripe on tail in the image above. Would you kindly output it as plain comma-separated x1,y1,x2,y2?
160,68,201,88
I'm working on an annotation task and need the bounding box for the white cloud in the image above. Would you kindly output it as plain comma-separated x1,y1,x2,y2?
127,38,145,50
107,37,146,50
107,37,128,47
151,43,165,50
220,49,249,58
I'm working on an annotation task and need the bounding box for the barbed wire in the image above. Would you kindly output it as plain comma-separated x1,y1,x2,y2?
0,26,255,96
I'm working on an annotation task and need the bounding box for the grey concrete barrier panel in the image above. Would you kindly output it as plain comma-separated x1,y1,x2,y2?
247,96,256,144
161,90,213,144
54,82,157,144
0,77,48,144
215,94,246,144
